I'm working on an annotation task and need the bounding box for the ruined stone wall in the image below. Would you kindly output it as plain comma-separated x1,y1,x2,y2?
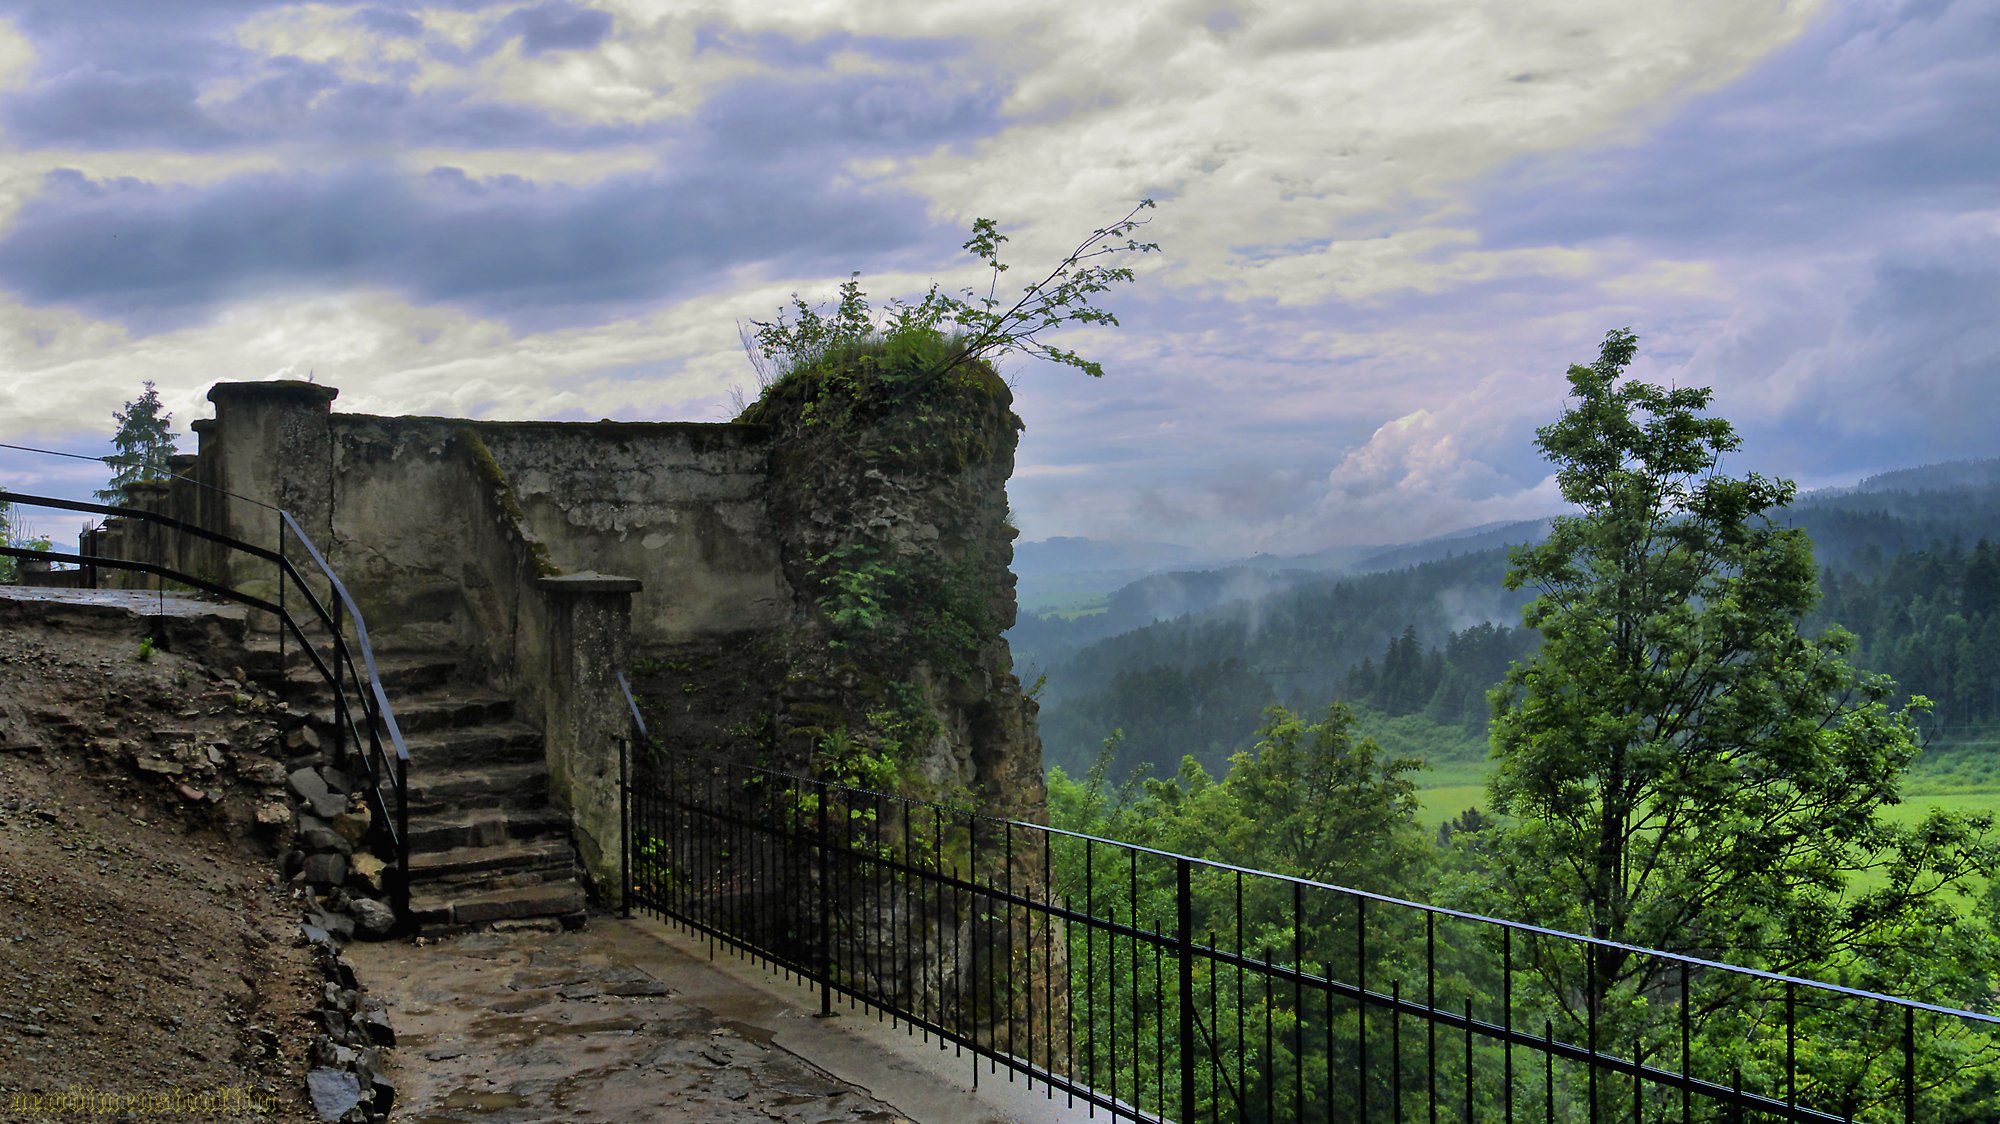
745,362,1046,823
182,377,1047,920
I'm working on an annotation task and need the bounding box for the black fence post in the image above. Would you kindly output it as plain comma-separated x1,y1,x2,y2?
1177,856,1197,1124
818,785,835,1018
330,596,347,765
620,726,632,920
276,515,286,669
394,754,409,921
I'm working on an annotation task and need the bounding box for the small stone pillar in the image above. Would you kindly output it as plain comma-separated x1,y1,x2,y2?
122,480,173,586
202,381,338,589
537,572,642,904
165,454,201,576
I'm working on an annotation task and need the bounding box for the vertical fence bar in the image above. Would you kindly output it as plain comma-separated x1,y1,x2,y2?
1681,966,1691,1124
1503,927,1514,1124
1428,912,1438,1124
1587,948,1599,1124
619,727,631,920
1358,896,1369,1123
1007,821,1016,1079
972,816,983,1088
330,596,347,762
1178,858,1197,1124
1293,882,1304,1122
1129,850,1139,1109
1786,979,1797,1112
818,785,833,1018
1903,1004,1915,1124
1544,1021,1555,1124
277,515,286,669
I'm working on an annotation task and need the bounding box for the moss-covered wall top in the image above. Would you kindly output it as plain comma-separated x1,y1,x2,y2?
745,355,1047,823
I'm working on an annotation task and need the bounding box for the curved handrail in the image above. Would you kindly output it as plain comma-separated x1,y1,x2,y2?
278,510,409,763
2,488,412,923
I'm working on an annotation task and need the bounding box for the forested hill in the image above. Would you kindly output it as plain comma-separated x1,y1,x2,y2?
1023,459,2000,777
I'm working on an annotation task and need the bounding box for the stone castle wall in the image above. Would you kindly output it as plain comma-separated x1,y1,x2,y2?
169,379,1043,830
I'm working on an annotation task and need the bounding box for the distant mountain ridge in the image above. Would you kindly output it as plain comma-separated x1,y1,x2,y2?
1017,456,2000,776
1848,458,2000,495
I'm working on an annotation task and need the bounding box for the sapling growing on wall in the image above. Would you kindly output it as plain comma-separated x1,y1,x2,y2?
743,199,1158,393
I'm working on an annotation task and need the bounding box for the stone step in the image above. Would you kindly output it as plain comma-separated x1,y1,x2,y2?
410,879,588,930
365,652,463,694
406,762,549,812
241,637,460,687
408,839,578,886
401,723,543,770
391,691,515,734
406,806,570,851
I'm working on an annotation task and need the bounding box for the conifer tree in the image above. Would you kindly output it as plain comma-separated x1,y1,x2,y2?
96,381,179,505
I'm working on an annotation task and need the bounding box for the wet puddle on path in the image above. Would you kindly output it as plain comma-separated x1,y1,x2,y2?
347,922,907,1123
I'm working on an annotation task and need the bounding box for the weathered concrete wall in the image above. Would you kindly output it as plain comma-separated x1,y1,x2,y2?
325,417,521,661
187,386,787,658
536,574,638,901
474,422,787,642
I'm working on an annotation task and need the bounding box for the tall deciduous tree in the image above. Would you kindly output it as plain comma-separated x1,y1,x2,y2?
1482,329,1996,1110
96,381,179,505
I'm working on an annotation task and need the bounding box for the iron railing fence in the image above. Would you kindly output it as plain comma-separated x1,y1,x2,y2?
616,684,1999,1123
0,489,412,920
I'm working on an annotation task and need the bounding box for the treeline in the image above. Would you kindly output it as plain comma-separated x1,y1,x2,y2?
1031,549,1528,773
1340,621,1537,731
1817,537,2000,736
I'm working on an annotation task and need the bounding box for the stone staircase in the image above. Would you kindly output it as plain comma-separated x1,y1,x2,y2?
251,640,590,933
388,654,589,932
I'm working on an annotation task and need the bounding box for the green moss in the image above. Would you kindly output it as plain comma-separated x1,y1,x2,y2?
456,426,562,578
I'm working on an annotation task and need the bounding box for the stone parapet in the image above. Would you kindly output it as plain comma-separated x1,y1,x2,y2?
535,573,641,904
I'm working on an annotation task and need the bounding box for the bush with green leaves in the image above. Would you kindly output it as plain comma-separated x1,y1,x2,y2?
1475,328,2000,1117
742,199,1157,398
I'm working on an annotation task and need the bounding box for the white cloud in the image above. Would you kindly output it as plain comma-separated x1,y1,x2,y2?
864,0,1822,302
0,286,772,450
0,17,33,94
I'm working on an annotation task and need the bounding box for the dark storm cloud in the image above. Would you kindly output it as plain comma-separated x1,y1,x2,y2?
0,0,1007,334
5,70,241,149
0,0,651,150
355,7,426,38
1466,0,2000,254
0,161,935,331
3,48,667,152
492,1,614,57
695,70,1001,156
1725,237,2000,476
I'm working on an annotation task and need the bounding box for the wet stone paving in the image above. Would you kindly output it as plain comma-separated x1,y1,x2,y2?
346,924,908,1123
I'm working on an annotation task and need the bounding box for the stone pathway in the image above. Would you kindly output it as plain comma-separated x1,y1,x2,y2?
0,586,244,618
347,921,913,1123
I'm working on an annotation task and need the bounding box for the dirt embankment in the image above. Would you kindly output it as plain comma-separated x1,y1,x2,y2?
0,619,321,1122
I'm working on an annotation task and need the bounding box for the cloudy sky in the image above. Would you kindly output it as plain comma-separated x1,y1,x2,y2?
0,0,1994,553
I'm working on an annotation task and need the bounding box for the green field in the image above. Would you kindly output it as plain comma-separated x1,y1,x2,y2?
1411,759,1999,899
1019,590,1110,619
1414,763,1999,828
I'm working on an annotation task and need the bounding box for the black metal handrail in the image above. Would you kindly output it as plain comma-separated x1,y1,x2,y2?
1,489,411,921
616,703,2000,1123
